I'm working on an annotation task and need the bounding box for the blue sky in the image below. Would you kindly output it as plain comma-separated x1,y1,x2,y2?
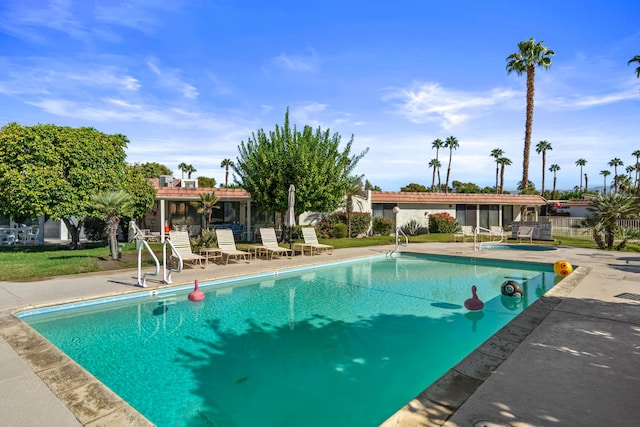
1,0,639,192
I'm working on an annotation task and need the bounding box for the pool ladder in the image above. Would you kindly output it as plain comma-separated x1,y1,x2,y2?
474,226,505,251
387,227,408,257
136,238,183,287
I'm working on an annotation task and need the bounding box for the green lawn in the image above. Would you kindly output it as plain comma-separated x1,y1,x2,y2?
1,234,637,282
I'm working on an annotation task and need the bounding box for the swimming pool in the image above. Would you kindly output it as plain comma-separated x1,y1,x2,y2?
21,253,560,426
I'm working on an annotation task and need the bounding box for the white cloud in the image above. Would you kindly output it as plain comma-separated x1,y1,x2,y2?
273,50,318,72
384,82,520,129
147,60,199,99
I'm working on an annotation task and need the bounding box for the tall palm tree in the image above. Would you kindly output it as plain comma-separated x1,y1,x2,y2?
506,38,555,192
626,165,635,180
190,192,219,230
536,140,552,196
444,136,459,193
491,148,504,193
575,158,587,191
498,157,512,193
600,170,611,194
632,149,640,192
428,158,441,192
608,158,623,193
184,164,197,179
220,158,235,187
91,191,133,260
178,162,188,179
584,173,589,192
629,55,640,78
549,164,560,199
431,138,444,187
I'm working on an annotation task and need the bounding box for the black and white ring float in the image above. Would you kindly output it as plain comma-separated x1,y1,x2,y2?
501,280,523,298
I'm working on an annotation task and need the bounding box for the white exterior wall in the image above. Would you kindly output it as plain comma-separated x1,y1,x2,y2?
394,204,455,229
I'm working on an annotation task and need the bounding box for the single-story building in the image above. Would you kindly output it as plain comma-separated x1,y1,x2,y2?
145,178,548,242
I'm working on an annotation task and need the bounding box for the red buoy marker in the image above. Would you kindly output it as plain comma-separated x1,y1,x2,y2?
464,285,484,311
188,280,205,302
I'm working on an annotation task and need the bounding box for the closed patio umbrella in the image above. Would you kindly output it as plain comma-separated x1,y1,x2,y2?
284,184,295,248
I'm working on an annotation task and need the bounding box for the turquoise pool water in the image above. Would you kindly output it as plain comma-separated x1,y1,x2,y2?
22,254,559,427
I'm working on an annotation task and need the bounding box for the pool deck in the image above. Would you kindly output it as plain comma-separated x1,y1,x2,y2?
1,243,639,426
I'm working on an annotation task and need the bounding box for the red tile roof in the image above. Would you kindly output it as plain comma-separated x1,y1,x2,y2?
155,187,251,200
371,191,547,205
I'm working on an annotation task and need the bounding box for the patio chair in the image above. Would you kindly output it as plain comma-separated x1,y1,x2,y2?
259,227,293,259
453,225,474,242
215,228,250,264
294,227,334,256
168,231,205,268
516,226,533,243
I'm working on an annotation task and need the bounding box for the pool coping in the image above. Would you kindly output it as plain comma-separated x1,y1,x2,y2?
380,264,589,426
0,250,585,426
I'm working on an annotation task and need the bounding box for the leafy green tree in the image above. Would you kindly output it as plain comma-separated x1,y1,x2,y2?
234,109,368,219
400,183,428,192
628,55,640,78
498,157,512,193
220,159,235,187
90,191,133,260
584,193,640,250
444,136,459,194
190,192,219,230
134,162,172,178
428,158,441,192
535,140,552,195
608,158,623,193
451,181,494,193
549,164,560,199
122,165,157,221
197,176,217,188
506,38,555,192
575,158,587,191
490,148,504,193
600,170,611,194
0,123,134,248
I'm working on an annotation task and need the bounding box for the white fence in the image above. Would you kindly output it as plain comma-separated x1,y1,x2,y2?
548,217,640,241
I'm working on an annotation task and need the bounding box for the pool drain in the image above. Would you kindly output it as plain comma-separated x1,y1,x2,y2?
614,292,640,301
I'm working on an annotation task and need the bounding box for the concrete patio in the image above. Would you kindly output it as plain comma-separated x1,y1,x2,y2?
1,243,639,426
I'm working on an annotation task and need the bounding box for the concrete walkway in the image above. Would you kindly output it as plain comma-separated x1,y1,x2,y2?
1,243,639,426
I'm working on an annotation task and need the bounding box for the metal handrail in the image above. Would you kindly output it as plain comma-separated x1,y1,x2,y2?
474,226,505,250
137,240,160,287
162,238,183,284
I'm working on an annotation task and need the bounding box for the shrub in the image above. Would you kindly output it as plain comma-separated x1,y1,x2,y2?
401,219,425,236
428,212,457,233
191,229,217,251
333,223,348,238
372,217,394,236
83,217,108,242
349,212,371,236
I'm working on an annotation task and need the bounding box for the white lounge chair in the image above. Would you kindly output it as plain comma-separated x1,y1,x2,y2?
215,228,250,264
294,227,334,256
517,226,533,243
453,225,474,242
168,231,205,268
258,227,293,259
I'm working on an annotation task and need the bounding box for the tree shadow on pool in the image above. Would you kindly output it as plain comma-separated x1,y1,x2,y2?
174,310,506,427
